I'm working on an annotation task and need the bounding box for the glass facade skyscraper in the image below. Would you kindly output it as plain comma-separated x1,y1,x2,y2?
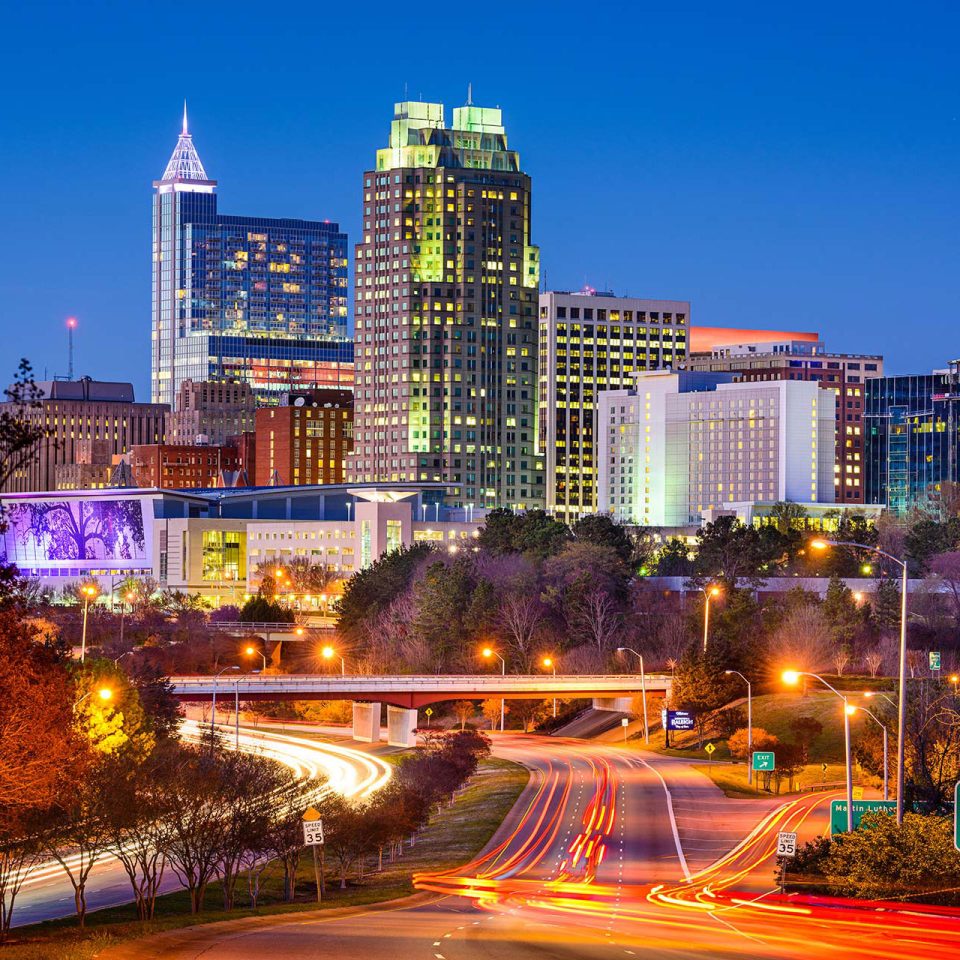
152,109,352,408
864,364,960,513
348,101,544,508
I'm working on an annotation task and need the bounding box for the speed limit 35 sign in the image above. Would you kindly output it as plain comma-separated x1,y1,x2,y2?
776,831,797,858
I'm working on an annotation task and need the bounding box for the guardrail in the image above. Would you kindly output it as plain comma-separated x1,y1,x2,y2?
170,673,672,708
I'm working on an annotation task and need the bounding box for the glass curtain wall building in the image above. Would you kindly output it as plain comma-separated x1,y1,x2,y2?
864,364,960,513
152,108,352,408
348,100,544,508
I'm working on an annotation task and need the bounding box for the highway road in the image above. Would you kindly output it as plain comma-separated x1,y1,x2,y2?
11,722,391,928
101,733,960,960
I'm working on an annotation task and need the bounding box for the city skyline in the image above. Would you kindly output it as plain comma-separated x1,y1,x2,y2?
4,2,959,400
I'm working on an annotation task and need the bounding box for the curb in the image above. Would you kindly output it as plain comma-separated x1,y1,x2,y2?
95,891,440,960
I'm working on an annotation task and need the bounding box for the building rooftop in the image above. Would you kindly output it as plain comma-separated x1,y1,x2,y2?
33,378,137,403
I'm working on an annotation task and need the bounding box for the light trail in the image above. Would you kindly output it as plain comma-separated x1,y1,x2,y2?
18,722,391,893
413,741,960,960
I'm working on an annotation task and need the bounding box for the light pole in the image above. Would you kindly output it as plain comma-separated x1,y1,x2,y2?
79,584,98,662
784,670,854,832
73,686,112,712
701,585,721,653
864,690,897,709
616,646,649,744
724,669,753,785
119,590,135,647
482,647,506,733
211,665,240,749
245,644,267,670
541,656,557,718
850,704,890,801
811,539,908,823
321,645,345,675
233,671,260,750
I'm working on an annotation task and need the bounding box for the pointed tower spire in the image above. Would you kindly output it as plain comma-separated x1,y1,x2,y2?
160,103,210,182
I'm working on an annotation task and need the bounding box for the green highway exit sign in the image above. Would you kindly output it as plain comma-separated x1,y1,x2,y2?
930,651,942,671
752,751,775,772
830,799,896,834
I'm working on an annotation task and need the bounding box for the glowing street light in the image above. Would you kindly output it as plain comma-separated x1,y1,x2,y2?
701,585,721,653
809,537,909,824
616,646,649,744
784,669,854,831
482,647,506,732
950,674,959,695
74,686,113,710
541,656,557,718
245,644,267,670
322,645,345,675
80,584,98,663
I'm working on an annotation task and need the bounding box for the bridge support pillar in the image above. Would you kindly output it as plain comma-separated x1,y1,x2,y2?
593,696,633,713
352,701,381,743
387,706,418,748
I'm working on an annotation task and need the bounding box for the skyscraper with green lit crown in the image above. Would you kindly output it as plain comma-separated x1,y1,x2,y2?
348,100,544,509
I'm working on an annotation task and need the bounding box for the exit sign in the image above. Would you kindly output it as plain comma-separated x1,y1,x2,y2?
930,651,942,671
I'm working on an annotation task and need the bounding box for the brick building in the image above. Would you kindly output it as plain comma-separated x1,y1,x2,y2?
130,443,242,489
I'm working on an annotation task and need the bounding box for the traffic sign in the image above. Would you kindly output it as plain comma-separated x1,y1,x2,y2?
853,786,864,801
425,708,434,717
752,751,775,772
704,743,716,755
830,799,895,833
776,831,797,858
621,717,629,726
930,651,942,671
302,807,325,846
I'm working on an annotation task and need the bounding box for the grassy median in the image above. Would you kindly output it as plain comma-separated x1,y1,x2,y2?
0,756,529,960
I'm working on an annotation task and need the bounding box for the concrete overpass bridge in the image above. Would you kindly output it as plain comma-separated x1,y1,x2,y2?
170,673,671,748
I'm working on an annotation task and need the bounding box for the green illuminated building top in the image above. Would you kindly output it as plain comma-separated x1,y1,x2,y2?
349,99,544,510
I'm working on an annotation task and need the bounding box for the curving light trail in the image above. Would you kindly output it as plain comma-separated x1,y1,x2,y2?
414,740,960,960
17,721,391,895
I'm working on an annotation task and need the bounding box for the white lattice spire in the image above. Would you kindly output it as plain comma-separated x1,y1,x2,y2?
160,102,209,181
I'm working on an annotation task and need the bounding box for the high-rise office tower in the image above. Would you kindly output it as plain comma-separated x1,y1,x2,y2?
539,290,689,519
348,100,544,508
152,107,353,408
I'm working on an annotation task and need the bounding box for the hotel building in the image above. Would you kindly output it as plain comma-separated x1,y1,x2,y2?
597,371,836,527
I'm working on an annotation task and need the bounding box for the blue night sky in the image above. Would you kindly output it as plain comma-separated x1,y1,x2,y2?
2,1,958,399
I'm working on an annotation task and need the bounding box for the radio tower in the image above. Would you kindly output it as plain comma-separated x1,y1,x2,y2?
66,317,77,380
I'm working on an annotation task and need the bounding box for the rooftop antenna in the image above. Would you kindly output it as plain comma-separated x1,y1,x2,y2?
66,317,77,380
182,99,189,136
467,82,473,105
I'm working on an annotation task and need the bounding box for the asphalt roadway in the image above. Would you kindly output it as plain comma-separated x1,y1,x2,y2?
99,733,960,960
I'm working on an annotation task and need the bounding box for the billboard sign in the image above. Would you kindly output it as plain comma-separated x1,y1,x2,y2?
662,710,696,731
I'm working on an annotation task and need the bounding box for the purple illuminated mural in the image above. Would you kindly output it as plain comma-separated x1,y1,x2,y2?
4,499,147,562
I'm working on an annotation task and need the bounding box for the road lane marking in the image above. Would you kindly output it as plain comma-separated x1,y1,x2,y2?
628,756,690,879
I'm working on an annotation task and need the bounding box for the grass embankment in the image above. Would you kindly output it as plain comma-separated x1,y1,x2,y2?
649,691,885,799
1,757,529,960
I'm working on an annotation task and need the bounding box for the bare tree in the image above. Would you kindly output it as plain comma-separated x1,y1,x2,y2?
453,700,475,730
575,589,622,656
0,833,44,940
496,592,545,672
833,649,851,677
863,650,884,678
0,360,48,493
769,604,834,673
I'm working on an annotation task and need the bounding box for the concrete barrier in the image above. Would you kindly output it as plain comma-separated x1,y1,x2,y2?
387,705,418,748
352,701,381,743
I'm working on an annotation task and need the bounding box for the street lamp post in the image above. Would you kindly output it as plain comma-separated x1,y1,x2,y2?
79,584,98,662
541,657,557,718
811,539,908,823
321,645,345,675
119,590,135,647
245,644,268,670
701,585,721,653
233,671,260,750
73,687,113,712
784,670,854,832
211,665,240,749
482,647,506,732
724,670,753,785
616,647,649,744
851,704,890,801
